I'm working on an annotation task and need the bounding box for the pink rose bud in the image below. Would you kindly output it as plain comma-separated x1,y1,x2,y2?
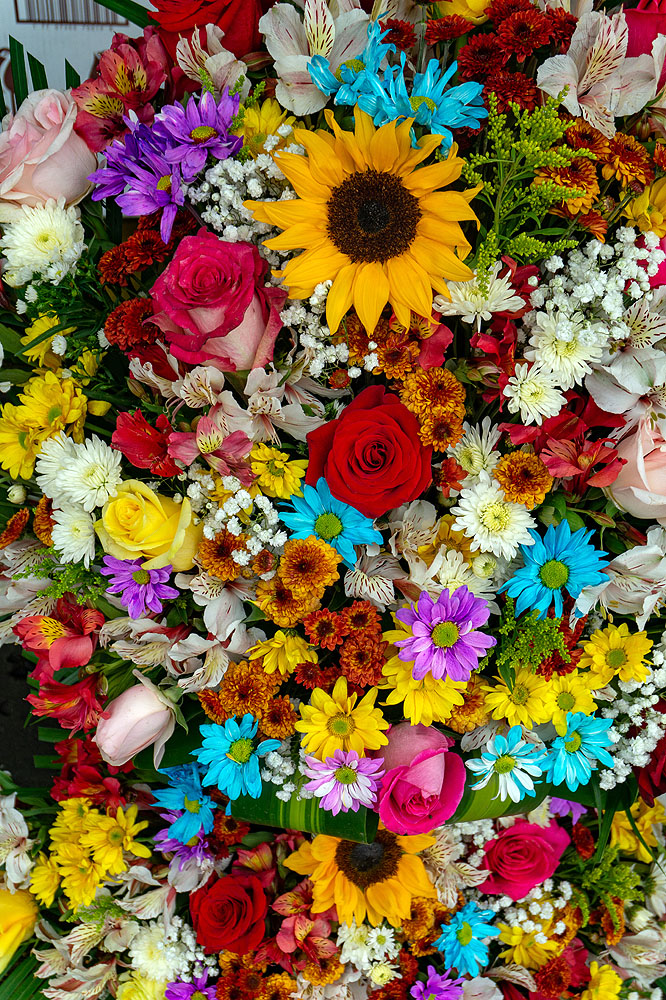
94,675,175,767
605,421,666,524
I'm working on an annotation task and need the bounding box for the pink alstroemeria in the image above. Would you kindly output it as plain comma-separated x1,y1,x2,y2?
168,413,254,484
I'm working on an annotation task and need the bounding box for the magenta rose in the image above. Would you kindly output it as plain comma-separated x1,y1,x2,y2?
375,722,466,836
150,231,287,370
626,0,666,90
482,821,570,901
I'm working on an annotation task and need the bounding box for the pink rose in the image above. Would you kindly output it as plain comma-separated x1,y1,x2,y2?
482,820,570,901
94,675,175,767
150,231,287,371
625,0,666,90
0,89,97,222
605,421,666,523
375,722,466,836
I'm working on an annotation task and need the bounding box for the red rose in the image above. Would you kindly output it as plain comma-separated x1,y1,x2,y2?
190,874,268,954
481,820,570,901
150,231,286,371
149,0,263,60
305,386,432,518
638,700,666,805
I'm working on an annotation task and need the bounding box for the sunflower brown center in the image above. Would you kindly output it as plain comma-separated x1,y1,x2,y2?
327,170,421,264
334,830,402,889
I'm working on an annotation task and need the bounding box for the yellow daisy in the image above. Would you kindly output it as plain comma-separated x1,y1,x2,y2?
610,798,665,863
235,98,295,158
296,675,389,760
29,853,61,907
246,108,479,334
382,631,467,725
80,804,151,875
247,630,317,678
250,443,308,499
482,668,551,728
581,961,622,1000
55,843,106,908
543,671,597,735
285,830,436,927
21,313,72,369
578,622,652,687
497,924,559,969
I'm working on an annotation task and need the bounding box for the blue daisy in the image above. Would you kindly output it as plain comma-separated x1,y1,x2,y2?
308,19,394,106
280,478,382,567
192,714,280,811
466,725,546,803
434,901,500,977
152,763,217,844
543,711,615,793
499,520,609,618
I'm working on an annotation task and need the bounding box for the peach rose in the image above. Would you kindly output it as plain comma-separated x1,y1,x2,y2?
0,90,97,222
605,422,666,523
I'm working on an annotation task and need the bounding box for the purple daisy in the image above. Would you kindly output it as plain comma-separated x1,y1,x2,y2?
100,555,179,618
395,586,496,682
411,966,464,1000
154,811,214,868
155,90,243,182
302,749,384,816
549,796,588,823
166,970,216,1000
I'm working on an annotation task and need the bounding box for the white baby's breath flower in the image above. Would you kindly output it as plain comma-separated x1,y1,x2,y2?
0,199,85,287
51,503,96,568
502,362,566,425
449,417,501,479
452,473,536,560
433,261,526,330
60,436,123,511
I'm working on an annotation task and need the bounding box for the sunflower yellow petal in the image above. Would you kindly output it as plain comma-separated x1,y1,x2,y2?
326,263,357,333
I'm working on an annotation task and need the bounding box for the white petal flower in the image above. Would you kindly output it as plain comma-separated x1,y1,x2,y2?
433,262,526,330
0,199,85,287
452,473,536,560
59,436,123,512
525,307,605,389
51,503,96,568
35,432,79,501
502,362,567,425
449,417,501,480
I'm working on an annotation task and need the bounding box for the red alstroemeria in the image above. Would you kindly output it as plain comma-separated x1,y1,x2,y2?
275,913,338,970
14,596,104,681
112,410,180,477
434,457,468,498
27,675,104,732
51,736,131,808
541,437,626,494
232,842,276,890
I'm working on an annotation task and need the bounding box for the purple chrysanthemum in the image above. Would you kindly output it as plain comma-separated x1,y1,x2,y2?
395,586,496,682
302,749,384,816
155,90,242,182
166,970,216,1000
100,555,179,618
411,966,464,1000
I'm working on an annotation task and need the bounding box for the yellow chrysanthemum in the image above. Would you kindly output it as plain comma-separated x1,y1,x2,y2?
80,804,151,874
285,829,436,927
235,98,296,158
497,924,559,969
381,644,467,726
418,514,475,566
431,0,489,23
19,369,87,438
578,622,652,686
610,798,666,863
482,668,551,728
55,843,106,908
623,177,666,237
250,443,308,499
116,973,170,1000
279,535,341,600
581,961,623,1000
543,671,597,735
21,313,72,369
246,108,479,335
29,852,61,907
49,797,92,847
247,630,317,678
296,675,389,760
0,404,42,479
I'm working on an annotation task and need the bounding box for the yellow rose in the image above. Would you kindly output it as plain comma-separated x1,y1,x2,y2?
0,888,37,975
96,480,202,571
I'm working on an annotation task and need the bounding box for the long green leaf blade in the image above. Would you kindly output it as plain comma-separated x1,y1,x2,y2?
27,53,48,91
65,61,81,88
93,0,151,27
9,37,28,108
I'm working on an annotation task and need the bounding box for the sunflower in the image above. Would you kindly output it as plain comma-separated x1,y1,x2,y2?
284,829,436,926
246,109,479,334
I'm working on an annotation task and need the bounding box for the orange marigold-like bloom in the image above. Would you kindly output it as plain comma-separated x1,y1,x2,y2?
197,529,246,582
400,896,448,955
217,952,257,978
343,311,371,364
565,120,610,159
255,576,320,627
252,548,276,578
259,696,298,739
104,298,160,351
577,209,608,242
278,536,341,600
303,608,349,650
446,675,490,733
340,633,387,687
0,508,29,549
33,495,54,546
494,451,553,509
301,956,345,986
419,411,465,451
434,457,467,498
375,331,420,379
601,898,625,946
340,600,382,634
372,983,409,1000
212,812,250,848
220,659,278,717
535,158,600,214
572,821,595,860
259,973,297,1000
294,659,338,691
400,367,466,418
654,141,666,172
601,133,655,187
534,956,572,999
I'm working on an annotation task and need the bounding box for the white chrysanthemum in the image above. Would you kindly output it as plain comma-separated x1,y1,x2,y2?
0,199,85,287
433,261,526,330
525,307,605,389
449,417,501,479
428,548,499,610
60,436,123,512
128,922,189,981
452,473,536,560
502,362,566,425
50,503,96,568
35,432,79,501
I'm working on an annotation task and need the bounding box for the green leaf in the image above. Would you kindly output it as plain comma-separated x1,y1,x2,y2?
92,0,150,27
65,61,81,88
564,509,585,532
0,369,31,385
0,954,45,1000
9,38,28,108
27,53,48,91
586,510,616,528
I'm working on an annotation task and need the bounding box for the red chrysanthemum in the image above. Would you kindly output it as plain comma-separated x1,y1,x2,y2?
123,229,173,271
303,608,349,650
340,632,387,687
425,14,471,44
98,245,129,286
340,599,382,634
572,822,596,860
380,18,417,51
293,660,338,691
484,71,539,112
104,298,161,351
496,9,553,62
534,956,572,998
485,0,534,21
457,34,509,80
545,6,578,48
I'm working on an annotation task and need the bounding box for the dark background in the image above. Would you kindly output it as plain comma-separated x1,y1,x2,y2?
1,647,43,787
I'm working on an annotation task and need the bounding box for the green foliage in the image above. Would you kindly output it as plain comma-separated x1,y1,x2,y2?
13,551,106,605
565,844,642,928
494,597,570,683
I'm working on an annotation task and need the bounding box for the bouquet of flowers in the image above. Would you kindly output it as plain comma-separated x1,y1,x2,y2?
1,0,666,998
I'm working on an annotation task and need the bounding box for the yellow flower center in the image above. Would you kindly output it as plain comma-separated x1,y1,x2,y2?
457,921,474,946
539,559,569,590
156,174,172,192
479,501,510,531
132,569,151,585
266,460,285,477
315,512,343,540
335,58,365,81
38,618,67,645
494,754,516,774
334,765,358,785
183,797,201,813
606,648,627,669
328,713,356,737
431,621,460,648
190,125,217,143
564,731,582,754
410,94,437,114
556,691,576,711
227,738,254,764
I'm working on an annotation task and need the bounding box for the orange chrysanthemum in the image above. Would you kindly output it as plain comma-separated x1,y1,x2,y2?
259,696,298,739
340,632,388,687
400,367,466,419
32,495,54,546
418,410,465,451
0,508,29,549
217,952,258,977
252,548,276,578
294,659,339,691
494,451,553,509
212,812,250,848
654,141,666,172
535,158,600,214
565,120,610,159
446,675,491,733
259,973,297,1000
601,898,625,946
301,956,345,986
255,576,320,627
534,956,572,999
341,600,382,634
375,331,420,379
278,536,341,600
577,209,608,242
434,457,467,498
304,608,349,650
601,133,655,187
197,529,246,582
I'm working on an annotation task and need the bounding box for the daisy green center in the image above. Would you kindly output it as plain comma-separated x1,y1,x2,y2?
493,754,516,774
539,558,569,590
328,713,356,737
190,125,217,142
227,737,254,764
564,731,582,754
479,501,511,531
456,921,474,946
183,796,201,813
315,512,343,540
512,683,529,706
606,648,627,668
335,58,365,81
108,827,124,845
266,460,285,477
191,992,207,1000
156,174,172,192
132,569,151,585
334,765,358,785
556,691,576,711
431,621,460,648
410,94,438,114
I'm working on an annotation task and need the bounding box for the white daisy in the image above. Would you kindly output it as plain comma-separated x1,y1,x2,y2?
61,436,123,512
35,432,78,502
452,473,536,560
415,548,499,611
50,503,96,568
0,199,85,287
525,307,605,389
449,417,501,479
433,261,526,330
502,362,566,425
